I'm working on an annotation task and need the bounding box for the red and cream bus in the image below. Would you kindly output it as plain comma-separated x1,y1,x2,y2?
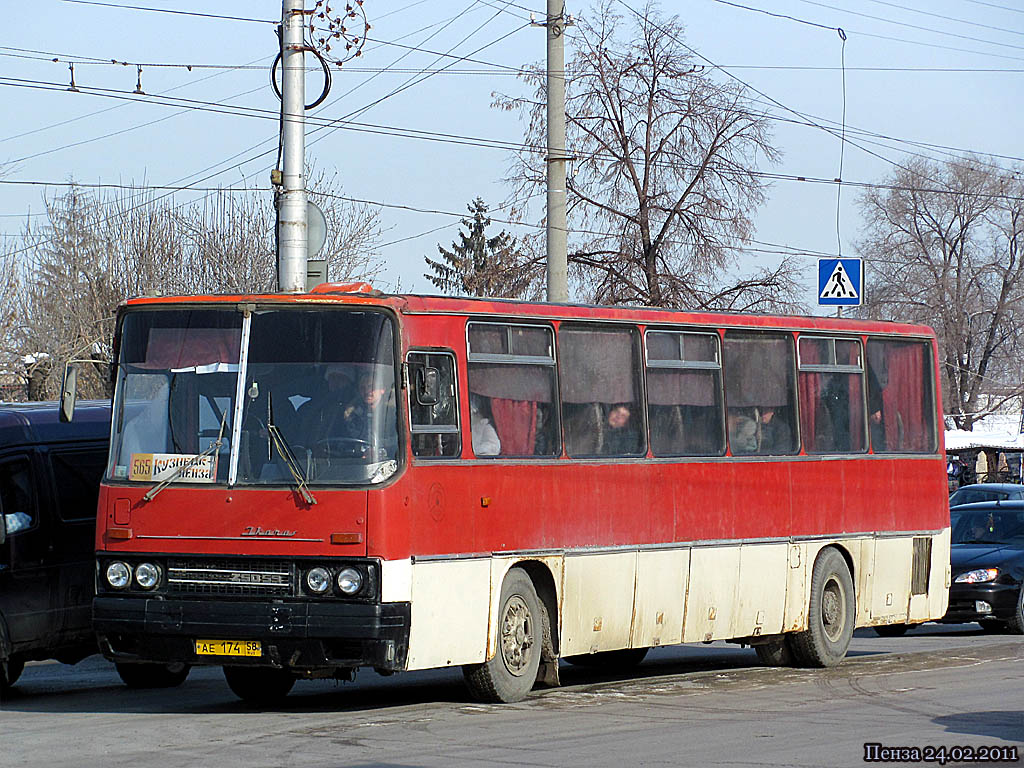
83,285,949,703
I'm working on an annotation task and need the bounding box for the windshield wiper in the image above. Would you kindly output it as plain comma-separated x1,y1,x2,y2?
143,409,228,502
266,393,317,505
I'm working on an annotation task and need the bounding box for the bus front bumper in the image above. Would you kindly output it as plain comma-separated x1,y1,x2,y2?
93,596,411,672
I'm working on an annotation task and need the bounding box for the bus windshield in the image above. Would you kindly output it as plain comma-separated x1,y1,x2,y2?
108,307,399,488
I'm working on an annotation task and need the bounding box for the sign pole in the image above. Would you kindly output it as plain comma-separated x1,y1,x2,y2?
277,0,308,294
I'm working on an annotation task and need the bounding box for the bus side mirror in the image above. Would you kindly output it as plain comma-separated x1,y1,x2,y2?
415,367,440,406
59,363,79,423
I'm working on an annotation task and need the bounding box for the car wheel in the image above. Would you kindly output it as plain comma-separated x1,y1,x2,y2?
115,661,190,689
564,647,649,668
873,623,911,637
1007,587,1024,635
223,666,295,704
0,656,24,694
463,567,542,703
789,548,856,667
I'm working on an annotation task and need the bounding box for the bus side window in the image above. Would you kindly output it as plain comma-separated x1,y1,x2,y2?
646,330,725,457
408,351,460,458
866,338,936,454
723,332,798,456
558,324,644,457
797,337,866,455
467,323,560,458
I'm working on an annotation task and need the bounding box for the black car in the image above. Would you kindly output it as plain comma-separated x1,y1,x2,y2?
949,483,1024,507
943,500,1024,633
0,401,110,692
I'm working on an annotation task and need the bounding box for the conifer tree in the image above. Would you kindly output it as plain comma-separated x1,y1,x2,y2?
425,198,536,298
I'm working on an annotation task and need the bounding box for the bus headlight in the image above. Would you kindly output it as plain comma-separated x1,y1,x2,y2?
306,567,331,594
954,568,999,584
106,561,131,589
336,566,363,595
134,562,160,590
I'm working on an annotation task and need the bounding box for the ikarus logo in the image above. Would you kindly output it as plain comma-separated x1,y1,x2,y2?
241,526,297,537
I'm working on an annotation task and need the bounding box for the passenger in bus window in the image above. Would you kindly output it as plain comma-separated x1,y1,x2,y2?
758,407,792,454
727,408,758,454
604,404,640,455
470,398,501,456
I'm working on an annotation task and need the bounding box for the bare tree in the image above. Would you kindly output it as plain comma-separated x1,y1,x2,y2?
424,197,543,298
856,155,1024,429
494,1,801,311
5,176,383,401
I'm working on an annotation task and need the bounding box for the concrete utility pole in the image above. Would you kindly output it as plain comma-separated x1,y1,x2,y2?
277,0,308,293
545,0,569,303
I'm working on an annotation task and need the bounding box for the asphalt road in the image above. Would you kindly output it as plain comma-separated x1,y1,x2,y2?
2,624,1021,768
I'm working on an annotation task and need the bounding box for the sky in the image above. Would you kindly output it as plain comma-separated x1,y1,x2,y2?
1,0,1022,309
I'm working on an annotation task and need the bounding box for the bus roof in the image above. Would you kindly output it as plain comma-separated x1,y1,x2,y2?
119,284,936,338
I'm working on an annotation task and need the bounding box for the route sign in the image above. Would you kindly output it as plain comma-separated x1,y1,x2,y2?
818,258,863,306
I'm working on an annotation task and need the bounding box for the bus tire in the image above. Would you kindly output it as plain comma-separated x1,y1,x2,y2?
563,648,649,668
754,636,794,666
873,623,910,637
1007,587,1024,635
463,567,541,703
223,666,295,704
789,548,855,668
0,655,24,694
116,661,190,689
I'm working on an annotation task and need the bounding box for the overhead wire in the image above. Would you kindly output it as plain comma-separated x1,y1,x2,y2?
792,0,1024,53
858,0,1024,38
1,3,534,257
56,0,275,24
0,53,272,147
704,0,1024,63
612,0,1013,210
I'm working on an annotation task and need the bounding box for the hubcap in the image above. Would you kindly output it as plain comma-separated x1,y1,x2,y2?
821,576,846,642
499,594,534,676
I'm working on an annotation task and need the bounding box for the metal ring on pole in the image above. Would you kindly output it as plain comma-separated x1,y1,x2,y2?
270,47,331,110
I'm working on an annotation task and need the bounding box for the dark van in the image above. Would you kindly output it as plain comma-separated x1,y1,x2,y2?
0,401,110,692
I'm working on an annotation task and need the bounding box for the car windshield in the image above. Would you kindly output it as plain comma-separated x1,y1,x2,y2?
949,488,1013,506
951,508,1024,546
108,306,399,487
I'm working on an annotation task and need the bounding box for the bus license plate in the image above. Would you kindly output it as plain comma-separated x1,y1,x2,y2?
194,639,262,657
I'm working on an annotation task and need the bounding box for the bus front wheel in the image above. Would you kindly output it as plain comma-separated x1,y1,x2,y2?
789,548,855,667
463,567,541,703
0,655,24,694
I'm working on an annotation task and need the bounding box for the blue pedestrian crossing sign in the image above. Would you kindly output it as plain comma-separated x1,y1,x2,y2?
818,258,862,306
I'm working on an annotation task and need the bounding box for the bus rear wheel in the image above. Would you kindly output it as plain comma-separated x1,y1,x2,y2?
115,661,190,688
789,548,855,667
754,636,794,666
564,648,649,668
463,567,541,703
223,666,295,704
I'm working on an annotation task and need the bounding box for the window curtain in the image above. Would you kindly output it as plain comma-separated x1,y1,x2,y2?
490,398,537,456
797,341,822,452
